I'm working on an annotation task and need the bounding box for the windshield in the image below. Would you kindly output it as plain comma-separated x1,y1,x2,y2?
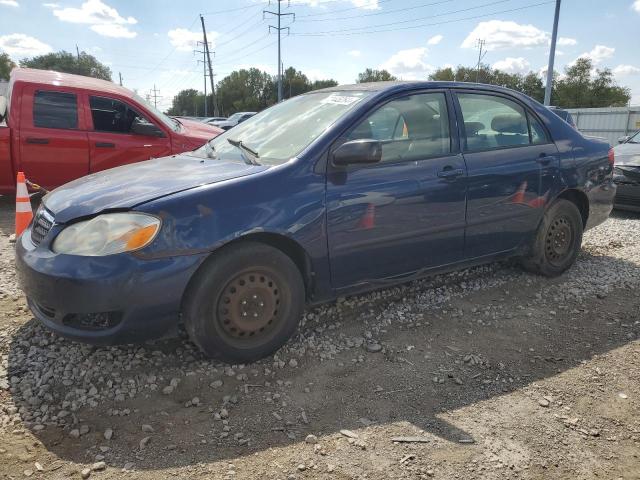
628,130,640,143
189,91,371,166
227,113,243,122
133,93,179,132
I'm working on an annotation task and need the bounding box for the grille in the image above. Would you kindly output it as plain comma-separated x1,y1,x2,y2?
31,207,54,246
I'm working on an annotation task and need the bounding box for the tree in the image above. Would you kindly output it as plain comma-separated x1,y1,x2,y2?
216,68,275,115
357,68,397,83
311,79,338,90
282,67,312,100
0,53,16,81
166,89,201,116
20,50,112,81
553,58,630,108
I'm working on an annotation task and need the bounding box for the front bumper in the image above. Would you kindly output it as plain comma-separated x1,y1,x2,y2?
15,227,207,345
613,182,640,212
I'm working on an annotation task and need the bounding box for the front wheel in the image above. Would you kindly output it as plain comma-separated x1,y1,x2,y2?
183,242,305,363
521,199,584,277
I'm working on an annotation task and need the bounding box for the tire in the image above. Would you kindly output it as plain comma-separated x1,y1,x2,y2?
521,199,584,277
183,242,305,363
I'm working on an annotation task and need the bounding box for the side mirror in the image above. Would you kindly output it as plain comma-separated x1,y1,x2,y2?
332,139,382,166
618,135,630,144
132,122,165,137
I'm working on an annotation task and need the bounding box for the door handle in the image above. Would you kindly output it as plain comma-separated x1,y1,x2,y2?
143,144,153,148
536,154,555,165
95,142,115,148
26,137,49,145
437,167,464,179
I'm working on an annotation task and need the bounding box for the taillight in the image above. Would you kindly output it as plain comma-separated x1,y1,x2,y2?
608,148,615,166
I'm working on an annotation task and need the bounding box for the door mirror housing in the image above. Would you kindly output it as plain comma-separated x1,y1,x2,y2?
132,122,165,137
332,139,382,166
618,135,631,144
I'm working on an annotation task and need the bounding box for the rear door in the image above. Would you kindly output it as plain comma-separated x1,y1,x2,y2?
19,87,90,189
87,95,171,173
453,91,558,258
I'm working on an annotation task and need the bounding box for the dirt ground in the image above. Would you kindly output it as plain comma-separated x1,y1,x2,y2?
0,195,638,480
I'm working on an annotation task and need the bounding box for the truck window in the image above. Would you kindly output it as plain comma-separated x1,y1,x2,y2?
33,91,78,129
89,96,159,135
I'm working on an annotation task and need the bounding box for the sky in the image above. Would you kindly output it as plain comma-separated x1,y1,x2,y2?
1,0,639,111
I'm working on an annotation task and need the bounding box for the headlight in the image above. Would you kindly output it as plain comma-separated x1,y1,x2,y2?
52,213,160,256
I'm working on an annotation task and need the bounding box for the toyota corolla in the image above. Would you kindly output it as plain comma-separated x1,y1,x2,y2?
16,82,615,363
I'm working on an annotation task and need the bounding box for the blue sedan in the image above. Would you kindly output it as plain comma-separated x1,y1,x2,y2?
16,81,615,363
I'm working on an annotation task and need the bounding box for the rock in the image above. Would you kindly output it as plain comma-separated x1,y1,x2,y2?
23,470,33,477
139,436,151,449
91,461,106,471
589,429,600,437
618,392,628,399
162,386,174,395
34,462,43,472
327,464,336,473
79,425,90,435
69,429,80,439
297,464,306,471
210,380,223,389
305,434,318,444
289,359,298,368
538,398,550,408
80,468,91,479
340,429,359,439
104,428,113,440
365,343,382,353
141,424,154,433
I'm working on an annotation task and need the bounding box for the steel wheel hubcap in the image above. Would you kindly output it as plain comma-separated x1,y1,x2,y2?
217,272,281,339
545,216,573,264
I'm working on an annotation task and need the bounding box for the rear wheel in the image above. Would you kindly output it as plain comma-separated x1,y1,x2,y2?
183,242,305,362
521,199,583,277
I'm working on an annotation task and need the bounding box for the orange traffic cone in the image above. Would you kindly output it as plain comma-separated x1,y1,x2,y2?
15,171,33,237
510,181,527,204
358,203,376,230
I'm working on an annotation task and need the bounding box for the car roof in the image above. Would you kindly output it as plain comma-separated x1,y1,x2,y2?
10,68,136,99
311,80,531,97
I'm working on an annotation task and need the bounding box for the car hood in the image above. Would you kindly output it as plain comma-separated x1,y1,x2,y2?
212,120,235,128
178,118,223,143
43,154,268,223
614,142,640,166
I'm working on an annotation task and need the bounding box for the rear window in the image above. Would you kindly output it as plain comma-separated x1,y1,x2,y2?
33,90,78,129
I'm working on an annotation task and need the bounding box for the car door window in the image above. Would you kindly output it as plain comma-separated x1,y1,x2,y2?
347,92,451,163
89,96,159,135
33,91,78,129
529,113,549,144
458,93,533,151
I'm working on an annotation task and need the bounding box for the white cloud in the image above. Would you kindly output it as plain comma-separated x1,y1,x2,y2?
91,23,136,38
492,57,531,74
379,47,433,80
0,0,18,7
557,37,577,46
52,0,137,38
292,0,378,8
633,0,640,13
168,28,219,52
0,33,52,57
42,2,59,8
577,44,615,65
462,20,549,50
348,49,361,57
613,64,640,76
427,34,443,46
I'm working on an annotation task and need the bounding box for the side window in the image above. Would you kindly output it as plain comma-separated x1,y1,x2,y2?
89,96,159,135
457,93,530,151
347,92,450,163
529,113,549,144
33,91,78,129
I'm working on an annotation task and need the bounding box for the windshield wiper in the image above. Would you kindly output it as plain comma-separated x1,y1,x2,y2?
227,138,260,165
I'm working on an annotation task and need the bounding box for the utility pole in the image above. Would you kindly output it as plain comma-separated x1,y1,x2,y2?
475,39,486,83
75,44,80,61
195,41,210,116
200,15,219,116
118,72,123,86
544,0,561,106
149,84,161,109
264,0,294,102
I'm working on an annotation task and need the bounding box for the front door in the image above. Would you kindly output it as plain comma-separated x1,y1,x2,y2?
454,91,558,258
19,87,90,189
326,90,467,290
87,95,171,173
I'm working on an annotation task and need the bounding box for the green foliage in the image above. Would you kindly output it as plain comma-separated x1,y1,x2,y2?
356,68,397,83
553,58,631,108
0,53,16,81
429,58,630,107
19,50,112,81
311,79,338,90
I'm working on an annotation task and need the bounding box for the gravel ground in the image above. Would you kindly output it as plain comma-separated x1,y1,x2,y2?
0,195,639,479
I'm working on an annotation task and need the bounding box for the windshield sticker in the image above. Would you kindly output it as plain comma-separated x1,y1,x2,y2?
322,94,361,105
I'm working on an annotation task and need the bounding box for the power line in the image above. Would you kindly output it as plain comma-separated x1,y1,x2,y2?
295,0,397,18
290,0,555,36
149,84,161,109
194,41,211,116
475,38,487,82
200,14,219,116
264,0,295,103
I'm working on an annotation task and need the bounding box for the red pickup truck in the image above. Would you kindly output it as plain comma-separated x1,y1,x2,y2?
0,68,222,194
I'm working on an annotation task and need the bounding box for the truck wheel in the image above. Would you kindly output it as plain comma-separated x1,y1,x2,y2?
183,242,305,363
521,199,583,277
